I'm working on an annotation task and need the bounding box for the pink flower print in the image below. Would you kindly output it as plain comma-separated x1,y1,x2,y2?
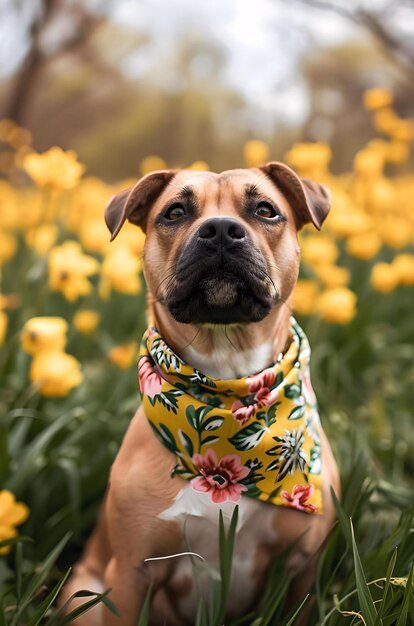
231,368,279,424
280,484,317,513
191,448,250,504
138,356,163,398
247,367,277,394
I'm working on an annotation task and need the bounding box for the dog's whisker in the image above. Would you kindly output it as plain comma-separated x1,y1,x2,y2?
144,552,205,563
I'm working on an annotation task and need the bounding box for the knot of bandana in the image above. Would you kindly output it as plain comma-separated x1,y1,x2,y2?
138,318,323,513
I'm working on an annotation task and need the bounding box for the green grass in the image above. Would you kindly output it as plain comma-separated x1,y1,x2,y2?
0,236,413,624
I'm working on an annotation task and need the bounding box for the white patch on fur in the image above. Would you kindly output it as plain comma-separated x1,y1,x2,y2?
183,339,273,379
158,486,278,619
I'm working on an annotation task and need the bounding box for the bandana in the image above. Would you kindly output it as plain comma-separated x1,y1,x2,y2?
138,318,322,514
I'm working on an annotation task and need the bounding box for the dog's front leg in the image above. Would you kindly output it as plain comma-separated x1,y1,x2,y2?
102,557,150,626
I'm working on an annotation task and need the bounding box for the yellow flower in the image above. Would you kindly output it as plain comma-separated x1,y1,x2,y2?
100,248,142,298
79,218,110,255
353,149,384,177
187,161,209,171
325,209,372,238
0,311,7,346
26,224,57,255
390,120,414,143
140,156,167,176
363,88,393,111
371,262,398,294
385,141,410,164
0,490,29,555
30,351,82,396
23,147,85,190
300,235,338,266
346,232,382,260
108,342,138,369
313,264,350,288
113,223,146,257
376,216,413,249
392,254,414,286
73,310,100,334
292,280,319,315
316,287,357,325
286,143,331,177
244,140,270,168
373,108,400,136
0,230,17,264
21,317,68,355
49,241,99,302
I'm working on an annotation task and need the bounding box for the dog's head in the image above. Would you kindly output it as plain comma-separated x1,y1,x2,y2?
105,163,330,325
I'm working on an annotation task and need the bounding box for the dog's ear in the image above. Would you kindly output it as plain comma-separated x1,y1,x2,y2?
259,162,331,230
105,169,176,240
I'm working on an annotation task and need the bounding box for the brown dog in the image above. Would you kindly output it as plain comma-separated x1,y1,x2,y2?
62,163,340,625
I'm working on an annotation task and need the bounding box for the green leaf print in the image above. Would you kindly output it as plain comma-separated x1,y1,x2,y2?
179,429,194,457
284,383,302,399
203,416,224,431
228,422,267,451
287,404,306,420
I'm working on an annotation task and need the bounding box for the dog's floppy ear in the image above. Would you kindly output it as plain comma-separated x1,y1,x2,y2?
259,161,331,230
105,169,176,240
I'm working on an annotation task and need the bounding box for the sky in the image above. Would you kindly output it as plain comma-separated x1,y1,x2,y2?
0,0,360,125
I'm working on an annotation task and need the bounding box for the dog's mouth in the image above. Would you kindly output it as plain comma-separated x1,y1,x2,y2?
165,251,277,325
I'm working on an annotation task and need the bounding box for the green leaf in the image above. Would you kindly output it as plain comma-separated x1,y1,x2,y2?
228,422,266,451
137,587,152,626
350,519,378,626
28,568,72,626
395,561,414,626
374,547,397,626
287,404,305,421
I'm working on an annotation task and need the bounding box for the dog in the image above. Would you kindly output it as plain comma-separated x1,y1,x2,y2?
62,162,340,625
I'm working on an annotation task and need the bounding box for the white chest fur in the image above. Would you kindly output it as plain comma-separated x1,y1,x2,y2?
182,339,274,379
157,486,278,618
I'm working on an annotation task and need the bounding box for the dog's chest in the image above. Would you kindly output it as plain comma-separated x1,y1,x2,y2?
157,486,278,618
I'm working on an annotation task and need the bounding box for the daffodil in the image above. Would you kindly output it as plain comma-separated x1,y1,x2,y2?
346,233,382,260
0,230,17,264
187,161,209,171
23,147,85,190
376,217,413,249
26,224,57,255
0,490,29,555
0,310,7,346
371,263,398,294
286,143,331,177
316,288,357,325
392,254,414,286
300,235,338,266
363,87,393,111
73,310,100,334
354,149,384,178
21,317,68,355
313,264,350,288
48,241,99,302
140,156,167,176
244,140,270,168
292,280,319,316
100,248,142,298
108,342,138,369
30,351,82,396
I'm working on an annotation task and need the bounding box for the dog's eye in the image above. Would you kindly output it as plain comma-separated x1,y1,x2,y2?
255,202,278,219
165,203,186,221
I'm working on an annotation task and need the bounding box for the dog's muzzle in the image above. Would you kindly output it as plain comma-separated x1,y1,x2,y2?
165,217,276,324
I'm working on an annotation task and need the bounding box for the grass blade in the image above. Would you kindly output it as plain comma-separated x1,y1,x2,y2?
350,519,377,626
136,587,152,626
374,547,397,626
395,562,414,626
28,568,72,626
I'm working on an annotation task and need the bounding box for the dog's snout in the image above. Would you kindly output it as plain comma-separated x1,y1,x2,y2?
198,218,246,244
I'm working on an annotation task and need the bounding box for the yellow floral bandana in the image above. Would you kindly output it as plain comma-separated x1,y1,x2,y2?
138,318,323,514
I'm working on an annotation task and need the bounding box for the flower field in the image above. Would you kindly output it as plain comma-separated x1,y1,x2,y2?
0,89,413,624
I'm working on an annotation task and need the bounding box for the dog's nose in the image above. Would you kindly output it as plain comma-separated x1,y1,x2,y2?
198,218,246,244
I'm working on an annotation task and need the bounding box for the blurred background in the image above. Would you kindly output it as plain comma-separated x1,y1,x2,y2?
1,0,414,179
0,2,413,624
